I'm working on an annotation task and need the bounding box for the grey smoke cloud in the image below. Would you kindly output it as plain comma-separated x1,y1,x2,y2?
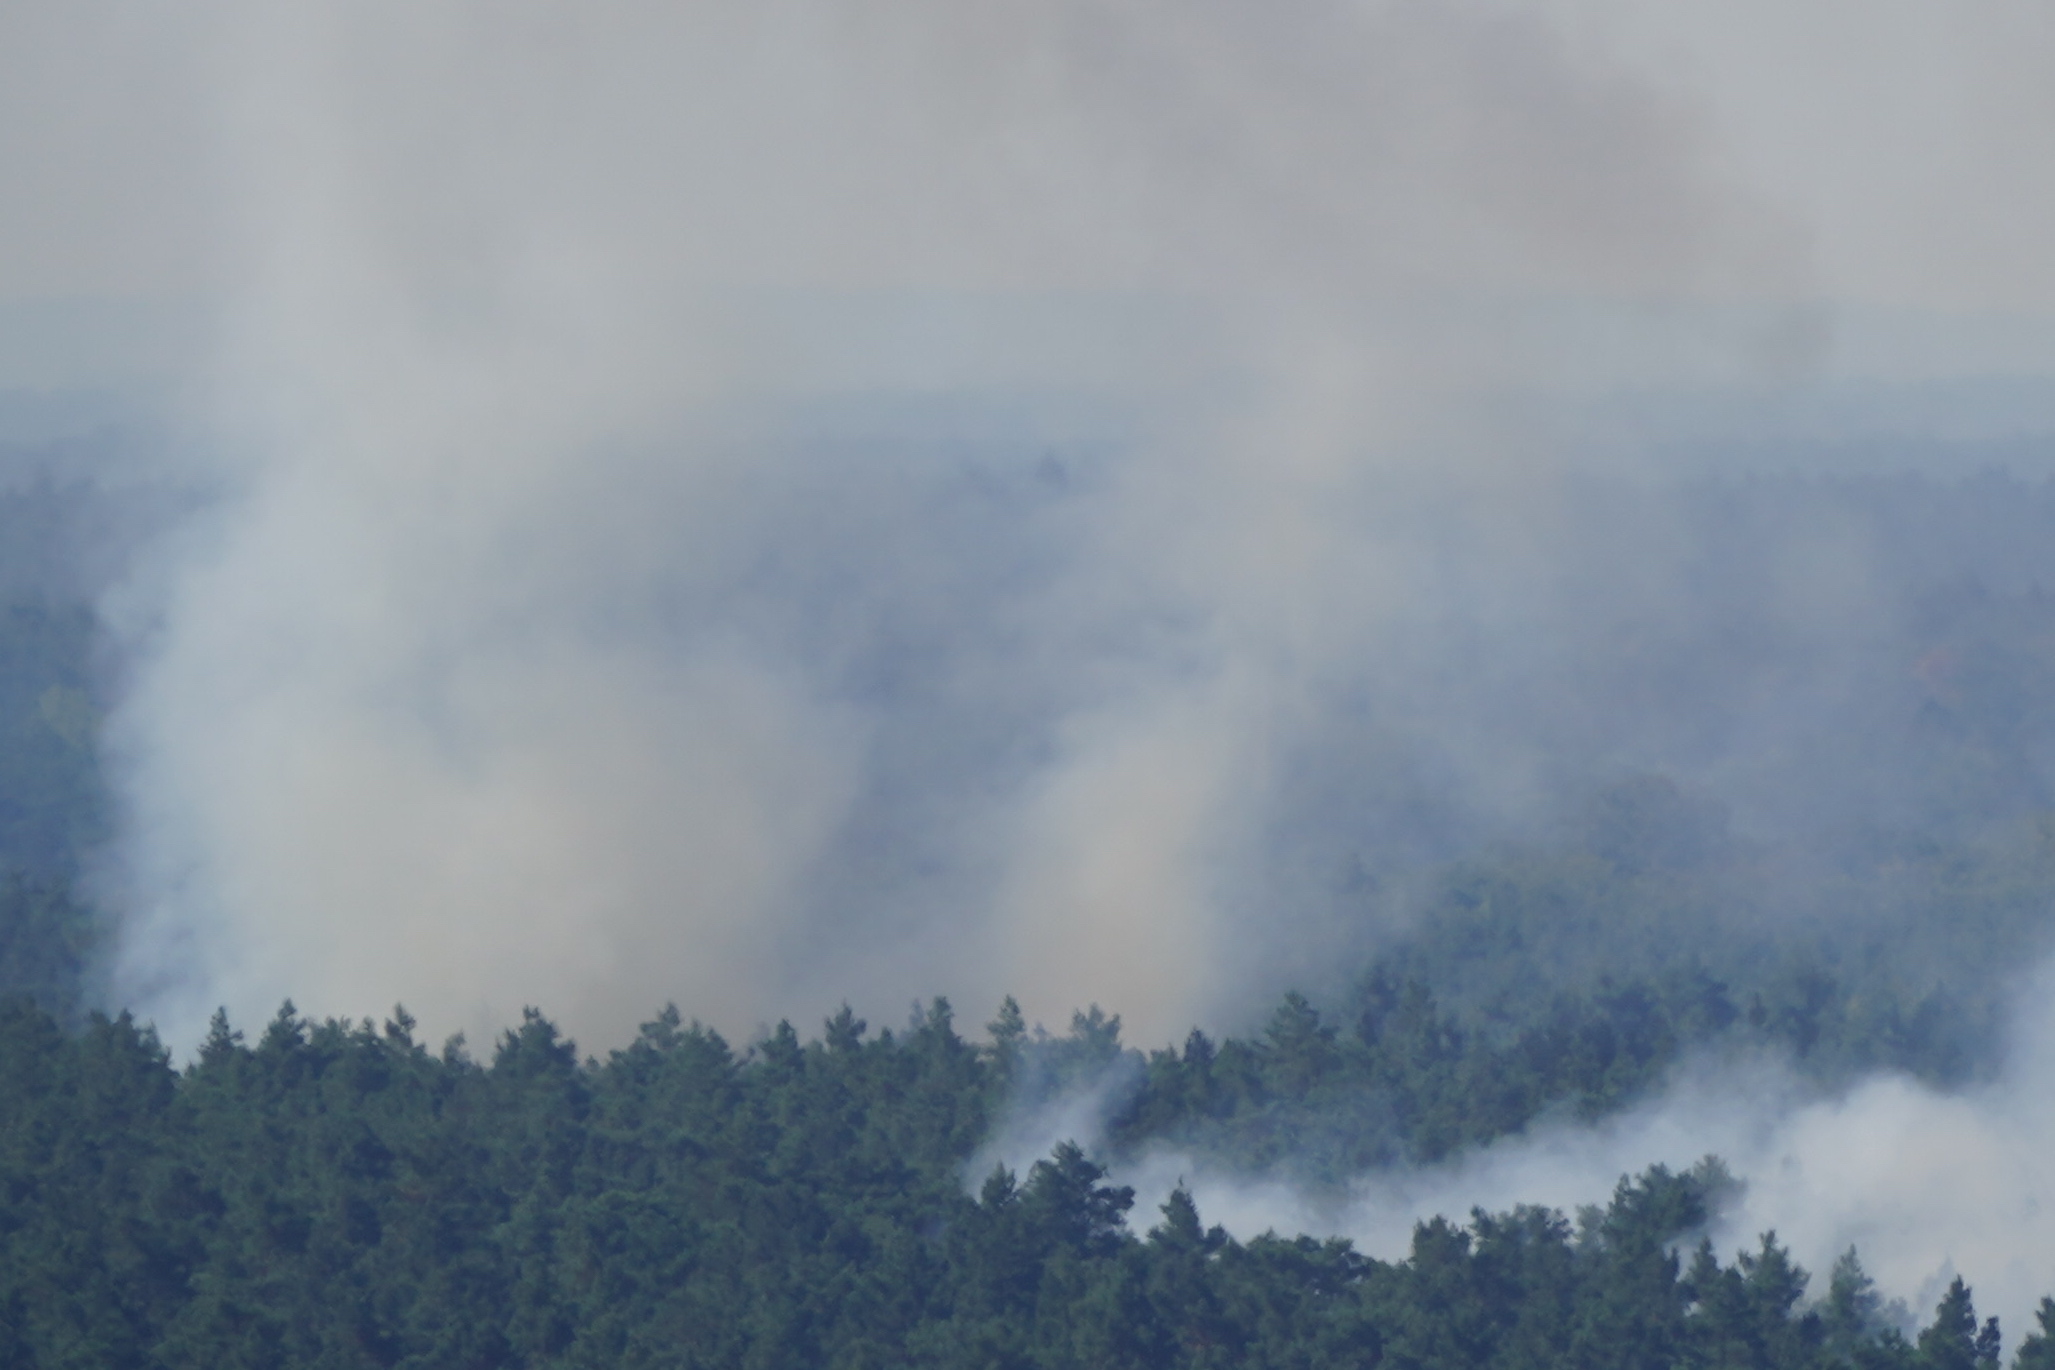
43,0,1771,1049
0,1,2048,1062
4,2,2055,1335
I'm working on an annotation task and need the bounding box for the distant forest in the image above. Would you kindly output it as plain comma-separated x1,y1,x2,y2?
8,469,2055,1366
0,478,118,1020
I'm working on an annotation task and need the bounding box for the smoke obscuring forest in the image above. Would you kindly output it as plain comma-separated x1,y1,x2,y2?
5,3,2055,1365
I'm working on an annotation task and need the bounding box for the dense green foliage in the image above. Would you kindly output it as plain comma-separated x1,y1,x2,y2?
0,994,2039,1370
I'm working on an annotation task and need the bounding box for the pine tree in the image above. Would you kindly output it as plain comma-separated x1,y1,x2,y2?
1917,1277,1999,1370
2013,1297,2055,1370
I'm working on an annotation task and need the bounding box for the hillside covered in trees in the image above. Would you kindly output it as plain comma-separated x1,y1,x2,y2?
3,992,2050,1370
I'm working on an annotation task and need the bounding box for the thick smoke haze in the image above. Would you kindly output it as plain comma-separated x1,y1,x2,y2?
5,0,2055,1332
36,0,1829,1048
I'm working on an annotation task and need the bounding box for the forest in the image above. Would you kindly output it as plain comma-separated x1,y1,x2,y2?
0,992,2047,1370
6,468,2055,1366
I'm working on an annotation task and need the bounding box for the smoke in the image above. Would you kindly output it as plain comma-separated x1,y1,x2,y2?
4,0,1788,1049
0,0,2044,1162
1108,965,2055,1340
1,0,2054,1336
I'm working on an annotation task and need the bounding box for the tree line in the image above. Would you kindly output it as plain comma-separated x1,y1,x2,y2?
3,993,2051,1370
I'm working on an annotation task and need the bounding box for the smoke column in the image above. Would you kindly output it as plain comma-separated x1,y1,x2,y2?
4,4,2055,1323
32,0,1798,1048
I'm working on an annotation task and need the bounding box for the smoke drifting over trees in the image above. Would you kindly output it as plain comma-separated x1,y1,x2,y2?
3,0,2055,1352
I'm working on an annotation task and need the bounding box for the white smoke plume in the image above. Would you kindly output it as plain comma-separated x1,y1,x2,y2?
9,0,1815,1049
1,21,2054,1329
6,0,2055,1335
1117,967,2055,1340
